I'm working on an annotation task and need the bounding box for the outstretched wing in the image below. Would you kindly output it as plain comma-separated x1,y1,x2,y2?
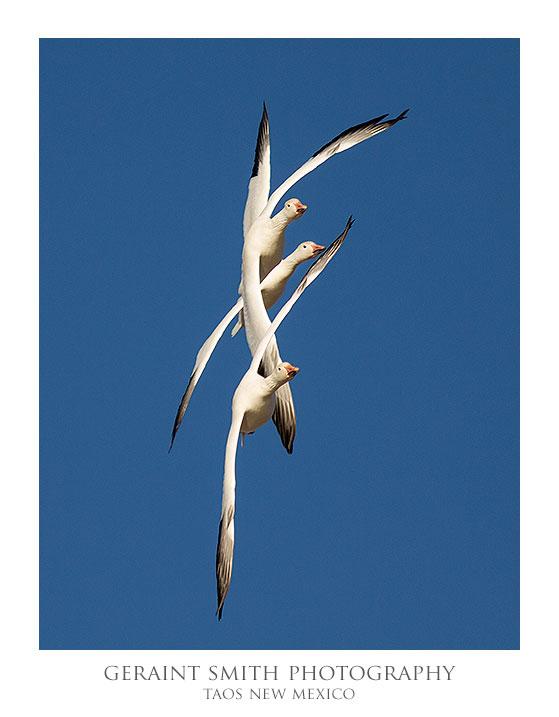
263,110,408,218
217,218,353,619
243,102,271,238
250,217,355,373
169,299,243,451
216,409,244,620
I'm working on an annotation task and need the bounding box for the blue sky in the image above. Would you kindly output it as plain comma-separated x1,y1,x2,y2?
40,39,519,649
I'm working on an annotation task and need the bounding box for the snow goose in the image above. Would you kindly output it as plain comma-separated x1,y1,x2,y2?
170,105,407,454
168,241,325,451
216,217,353,619
240,106,409,453
242,103,408,278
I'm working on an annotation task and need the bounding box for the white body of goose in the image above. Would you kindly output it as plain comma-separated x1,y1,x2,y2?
240,105,408,453
168,241,324,451
216,217,353,619
170,105,407,453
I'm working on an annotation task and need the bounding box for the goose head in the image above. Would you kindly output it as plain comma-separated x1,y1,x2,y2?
272,361,300,387
292,241,325,263
284,198,307,222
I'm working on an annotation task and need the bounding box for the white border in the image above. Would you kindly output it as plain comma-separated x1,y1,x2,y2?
3,2,554,715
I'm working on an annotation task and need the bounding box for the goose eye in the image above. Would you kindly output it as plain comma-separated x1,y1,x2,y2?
303,244,307,249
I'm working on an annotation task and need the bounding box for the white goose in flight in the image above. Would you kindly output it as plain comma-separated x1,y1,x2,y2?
169,105,407,453
216,217,354,619
240,105,408,453
169,105,306,453
241,103,407,281
168,240,324,451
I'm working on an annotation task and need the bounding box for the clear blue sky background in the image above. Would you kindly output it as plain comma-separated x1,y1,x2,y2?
40,39,519,649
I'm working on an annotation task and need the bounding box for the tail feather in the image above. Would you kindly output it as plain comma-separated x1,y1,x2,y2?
261,338,296,453
272,384,296,454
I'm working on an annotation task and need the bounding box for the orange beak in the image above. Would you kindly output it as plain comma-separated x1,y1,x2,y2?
295,202,307,214
284,363,300,378
309,242,325,256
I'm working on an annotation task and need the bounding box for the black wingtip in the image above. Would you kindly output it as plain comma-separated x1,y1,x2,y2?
311,112,390,159
250,102,270,178
343,216,355,233
391,108,409,124
216,589,225,620
168,424,179,453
